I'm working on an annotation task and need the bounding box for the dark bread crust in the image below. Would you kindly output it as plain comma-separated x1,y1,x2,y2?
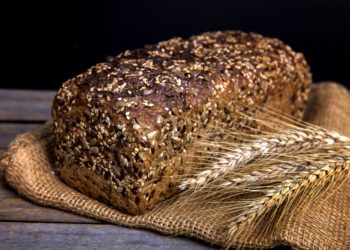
52,31,312,214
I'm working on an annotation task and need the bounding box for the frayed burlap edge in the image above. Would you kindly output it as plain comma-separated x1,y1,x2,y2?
1,82,350,249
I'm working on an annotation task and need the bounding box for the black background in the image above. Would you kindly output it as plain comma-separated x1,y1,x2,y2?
2,0,350,90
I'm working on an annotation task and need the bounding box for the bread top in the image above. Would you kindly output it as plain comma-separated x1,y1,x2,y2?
53,31,311,133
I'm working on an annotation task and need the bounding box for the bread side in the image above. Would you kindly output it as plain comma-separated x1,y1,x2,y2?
52,31,312,214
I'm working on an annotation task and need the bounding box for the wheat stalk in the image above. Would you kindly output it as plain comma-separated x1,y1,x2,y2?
172,115,349,248
179,128,349,190
225,156,350,245
172,149,350,249
219,162,312,187
168,102,350,248
178,147,350,245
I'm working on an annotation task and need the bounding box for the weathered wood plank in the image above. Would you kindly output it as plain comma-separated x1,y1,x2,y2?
1,144,98,224
0,222,216,250
0,89,55,100
0,89,55,121
0,197,100,224
0,179,100,223
0,145,99,224
0,123,42,148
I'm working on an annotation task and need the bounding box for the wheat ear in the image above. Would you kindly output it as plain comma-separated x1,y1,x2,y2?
179,127,349,190
225,156,350,245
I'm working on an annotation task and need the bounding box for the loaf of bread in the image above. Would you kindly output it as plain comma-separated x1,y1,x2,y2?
52,31,312,214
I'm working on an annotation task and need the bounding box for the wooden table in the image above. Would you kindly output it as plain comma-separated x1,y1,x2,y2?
0,89,289,250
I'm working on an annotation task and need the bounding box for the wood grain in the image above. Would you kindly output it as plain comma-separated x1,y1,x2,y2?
0,222,216,250
0,179,100,224
0,148,99,224
0,89,54,121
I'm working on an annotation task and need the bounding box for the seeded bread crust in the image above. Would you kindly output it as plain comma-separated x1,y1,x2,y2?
52,31,312,214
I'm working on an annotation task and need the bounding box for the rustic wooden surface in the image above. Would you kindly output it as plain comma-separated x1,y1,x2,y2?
0,89,289,250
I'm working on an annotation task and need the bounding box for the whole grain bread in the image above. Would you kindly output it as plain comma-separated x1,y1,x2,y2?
52,31,312,214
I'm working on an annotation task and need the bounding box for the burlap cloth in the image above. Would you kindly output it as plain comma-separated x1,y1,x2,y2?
1,82,349,249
